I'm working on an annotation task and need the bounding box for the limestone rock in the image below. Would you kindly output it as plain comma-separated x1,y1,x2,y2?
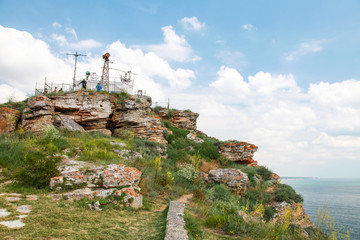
0,220,25,228
186,132,204,143
0,107,20,134
159,109,198,131
49,92,115,131
49,160,143,208
0,209,10,217
271,201,313,228
21,96,54,133
55,114,85,132
87,128,112,136
50,160,142,190
219,141,258,165
112,96,167,144
208,168,249,192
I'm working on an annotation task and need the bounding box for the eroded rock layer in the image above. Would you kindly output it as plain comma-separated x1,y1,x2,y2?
219,141,258,165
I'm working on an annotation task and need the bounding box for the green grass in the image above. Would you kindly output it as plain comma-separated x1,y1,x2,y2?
0,184,167,240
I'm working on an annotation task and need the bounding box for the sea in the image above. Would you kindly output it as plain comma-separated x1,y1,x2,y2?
282,178,360,240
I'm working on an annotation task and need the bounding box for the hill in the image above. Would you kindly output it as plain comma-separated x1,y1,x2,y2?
0,91,345,239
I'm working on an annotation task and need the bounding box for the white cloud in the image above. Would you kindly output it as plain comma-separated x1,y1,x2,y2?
52,22,62,29
66,27,78,40
69,39,102,49
179,16,205,31
285,40,325,62
0,25,73,94
0,84,27,103
133,25,201,62
105,41,195,91
51,33,67,45
210,66,250,96
242,24,253,31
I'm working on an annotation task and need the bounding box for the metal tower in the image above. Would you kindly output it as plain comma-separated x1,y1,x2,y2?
67,52,86,90
101,52,111,91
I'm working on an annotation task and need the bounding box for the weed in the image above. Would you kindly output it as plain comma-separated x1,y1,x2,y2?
274,184,304,203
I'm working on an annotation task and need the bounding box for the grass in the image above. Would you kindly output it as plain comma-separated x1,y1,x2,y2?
0,183,167,240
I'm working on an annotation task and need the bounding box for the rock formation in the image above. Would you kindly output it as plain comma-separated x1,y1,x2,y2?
218,141,258,165
111,95,167,144
19,92,167,143
49,157,143,209
207,168,249,193
0,107,20,134
22,96,54,133
158,109,199,131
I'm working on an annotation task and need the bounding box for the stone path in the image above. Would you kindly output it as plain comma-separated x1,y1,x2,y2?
164,193,194,240
0,193,37,229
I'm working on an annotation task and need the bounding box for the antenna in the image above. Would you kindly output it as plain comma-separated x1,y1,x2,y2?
67,51,86,90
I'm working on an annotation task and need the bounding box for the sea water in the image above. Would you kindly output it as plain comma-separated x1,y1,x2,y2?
282,178,360,240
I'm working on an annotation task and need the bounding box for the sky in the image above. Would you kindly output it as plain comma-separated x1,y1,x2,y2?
0,0,359,178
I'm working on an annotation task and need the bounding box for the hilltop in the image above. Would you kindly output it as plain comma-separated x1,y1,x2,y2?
0,90,342,239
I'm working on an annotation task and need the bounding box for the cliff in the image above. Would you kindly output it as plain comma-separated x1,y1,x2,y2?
0,91,317,239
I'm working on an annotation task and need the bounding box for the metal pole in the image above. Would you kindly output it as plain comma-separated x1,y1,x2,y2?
67,52,86,90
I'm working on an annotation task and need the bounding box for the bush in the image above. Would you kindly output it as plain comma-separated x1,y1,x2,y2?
197,141,220,160
205,215,226,228
264,207,275,221
256,166,272,181
206,184,232,202
274,184,304,203
12,150,60,188
177,163,197,182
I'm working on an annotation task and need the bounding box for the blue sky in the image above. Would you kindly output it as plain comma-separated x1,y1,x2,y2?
1,0,360,178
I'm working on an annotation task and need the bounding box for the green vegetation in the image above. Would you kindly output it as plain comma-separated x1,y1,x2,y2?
0,104,347,239
0,99,28,112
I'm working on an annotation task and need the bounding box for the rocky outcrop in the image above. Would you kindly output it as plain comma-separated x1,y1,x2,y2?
0,107,20,134
271,201,313,229
112,96,167,144
219,141,258,165
21,96,54,133
49,91,115,131
207,168,249,193
18,92,168,144
158,109,198,131
49,158,143,209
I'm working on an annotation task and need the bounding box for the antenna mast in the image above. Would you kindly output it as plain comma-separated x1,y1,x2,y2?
67,51,86,90
101,53,111,92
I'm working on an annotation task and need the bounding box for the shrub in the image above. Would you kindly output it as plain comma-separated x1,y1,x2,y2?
206,184,232,202
205,215,226,228
177,163,197,182
264,207,275,221
256,166,272,181
274,184,304,203
12,150,60,188
197,141,220,160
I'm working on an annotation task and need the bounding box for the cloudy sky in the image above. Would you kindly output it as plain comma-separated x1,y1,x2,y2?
1,0,359,178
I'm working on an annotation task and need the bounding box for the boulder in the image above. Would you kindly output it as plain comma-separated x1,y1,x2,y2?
55,114,85,132
0,107,20,134
208,168,249,192
271,201,313,228
219,141,258,165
